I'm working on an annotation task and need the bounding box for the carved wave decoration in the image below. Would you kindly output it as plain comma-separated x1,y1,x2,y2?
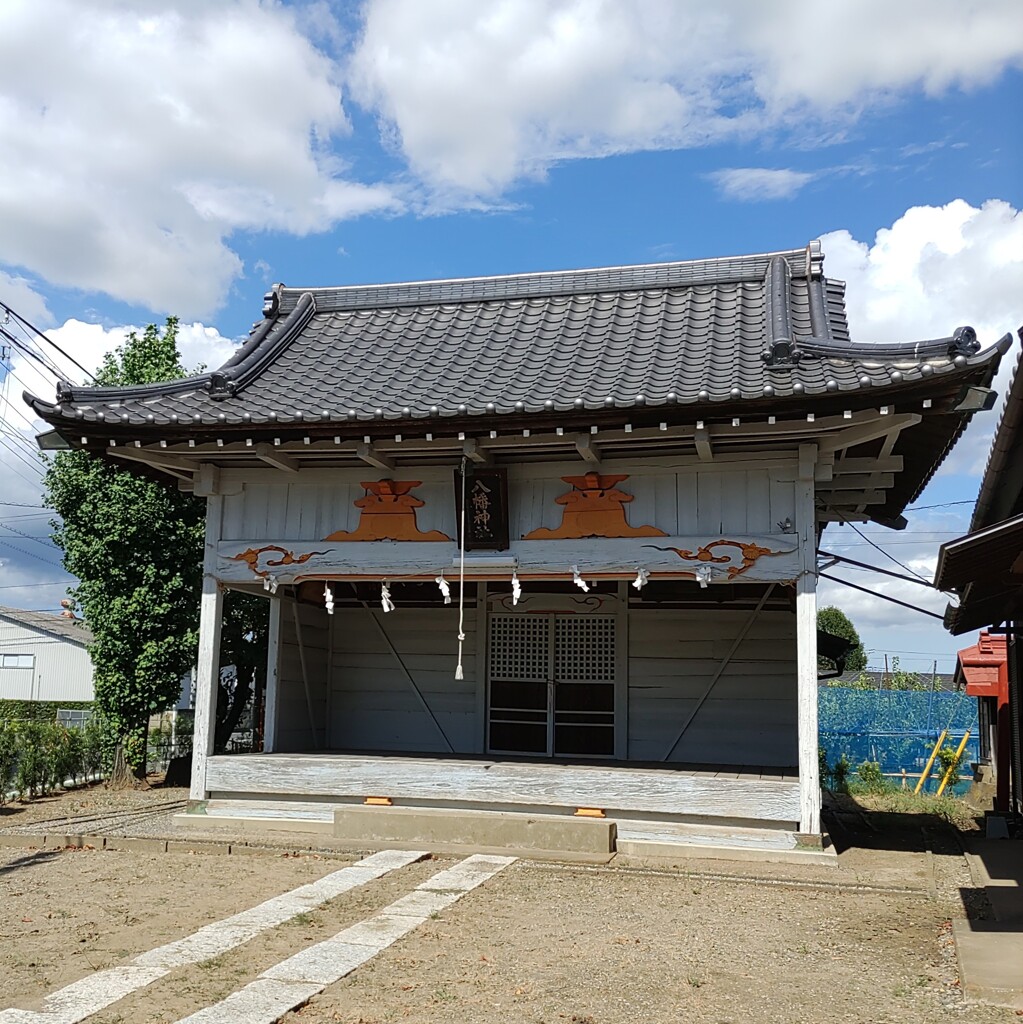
229,545,327,578
642,539,795,579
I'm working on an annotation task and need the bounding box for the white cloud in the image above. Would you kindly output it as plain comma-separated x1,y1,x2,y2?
0,1,401,318
349,0,1023,196
0,313,237,609
822,199,1023,480
708,168,813,202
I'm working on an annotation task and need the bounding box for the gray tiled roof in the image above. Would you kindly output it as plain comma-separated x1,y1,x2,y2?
0,606,92,646
25,242,1006,432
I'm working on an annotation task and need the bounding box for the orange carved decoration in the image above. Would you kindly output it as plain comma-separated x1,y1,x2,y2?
524,473,666,540
230,545,326,578
644,540,792,579
325,479,452,542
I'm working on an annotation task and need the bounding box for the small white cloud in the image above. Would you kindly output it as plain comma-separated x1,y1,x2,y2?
707,167,814,201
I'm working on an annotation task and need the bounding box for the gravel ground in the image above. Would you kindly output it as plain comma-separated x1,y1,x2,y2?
0,782,1016,1024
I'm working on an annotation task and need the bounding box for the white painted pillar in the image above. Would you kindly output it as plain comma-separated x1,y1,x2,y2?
189,495,224,803
263,596,282,753
796,444,821,835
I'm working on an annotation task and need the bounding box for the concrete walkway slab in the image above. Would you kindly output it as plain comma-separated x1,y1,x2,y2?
952,920,1023,1009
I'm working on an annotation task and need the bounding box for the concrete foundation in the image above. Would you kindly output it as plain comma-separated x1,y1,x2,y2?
332,805,617,863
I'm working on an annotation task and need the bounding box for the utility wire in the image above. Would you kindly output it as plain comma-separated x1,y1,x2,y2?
0,301,96,382
904,500,974,512
818,550,937,589
0,521,57,547
819,571,945,620
0,537,63,566
824,503,933,584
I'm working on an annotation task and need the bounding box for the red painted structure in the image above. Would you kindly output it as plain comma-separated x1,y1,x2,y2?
955,631,1010,811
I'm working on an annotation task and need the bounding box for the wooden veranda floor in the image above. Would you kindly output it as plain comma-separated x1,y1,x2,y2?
203,752,801,829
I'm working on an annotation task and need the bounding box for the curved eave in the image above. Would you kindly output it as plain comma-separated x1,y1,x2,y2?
26,334,1006,441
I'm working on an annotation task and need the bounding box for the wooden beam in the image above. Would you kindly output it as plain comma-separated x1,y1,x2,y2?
355,441,394,471
107,445,195,482
832,455,903,474
818,413,921,455
694,426,713,462
816,473,895,491
254,443,298,473
575,435,601,465
463,438,491,465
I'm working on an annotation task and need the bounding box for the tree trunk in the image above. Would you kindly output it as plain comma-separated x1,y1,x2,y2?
106,742,149,791
106,743,134,790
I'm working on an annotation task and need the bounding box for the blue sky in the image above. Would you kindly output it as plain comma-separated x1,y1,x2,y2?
0,1,1021,674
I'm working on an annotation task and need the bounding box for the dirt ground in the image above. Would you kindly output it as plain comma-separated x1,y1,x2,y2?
0,782,1018,1024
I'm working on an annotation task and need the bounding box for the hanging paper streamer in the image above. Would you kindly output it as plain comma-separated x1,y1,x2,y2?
632,567,649,590
695,565,712,589
435,575,452,604
511,571,522,606
262,575,279,594
380,580,395,612
571,565,590,592
324,582,334,615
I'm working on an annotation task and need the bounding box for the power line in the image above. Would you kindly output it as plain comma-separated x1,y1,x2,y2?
904,500,974,512
819,571,945,620
825,506,933,584
0,522,56,547
0,581,72,589
0,300,96,382
0,537,63,566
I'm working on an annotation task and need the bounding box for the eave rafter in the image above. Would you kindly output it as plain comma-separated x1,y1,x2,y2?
95,406,930,526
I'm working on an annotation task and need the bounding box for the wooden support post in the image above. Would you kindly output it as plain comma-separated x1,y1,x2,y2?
189,496,224,803
796,443,821,835
263,596,282,753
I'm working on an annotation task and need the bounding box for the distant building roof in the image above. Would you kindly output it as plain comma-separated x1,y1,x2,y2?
0,606,93,646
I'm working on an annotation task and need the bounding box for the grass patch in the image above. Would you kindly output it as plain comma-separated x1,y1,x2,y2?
831,787,979,832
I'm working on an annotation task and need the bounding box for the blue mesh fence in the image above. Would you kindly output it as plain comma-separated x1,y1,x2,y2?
818,686,978,785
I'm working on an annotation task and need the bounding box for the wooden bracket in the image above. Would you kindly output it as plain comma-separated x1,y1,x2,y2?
574,436,601,465
255,443,299,473
364,796,393,806
694,426,713,462
355,442,395,471
463,438,492,465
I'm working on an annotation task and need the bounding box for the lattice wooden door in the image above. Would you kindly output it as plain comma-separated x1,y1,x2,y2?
488,613,616,757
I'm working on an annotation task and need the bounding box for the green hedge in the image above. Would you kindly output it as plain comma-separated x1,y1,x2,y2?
0,717,105,801
0,700,93,724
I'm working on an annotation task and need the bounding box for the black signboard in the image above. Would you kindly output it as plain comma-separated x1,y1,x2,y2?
454,466,510,550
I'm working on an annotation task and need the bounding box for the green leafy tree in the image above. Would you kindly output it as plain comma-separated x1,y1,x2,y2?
45,319,205,777
817,605,867,674
216,592,270,752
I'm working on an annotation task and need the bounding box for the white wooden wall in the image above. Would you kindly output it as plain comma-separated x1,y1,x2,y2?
218,458,798,542
329,604,480,754
627,608,797,766
276,599,331,752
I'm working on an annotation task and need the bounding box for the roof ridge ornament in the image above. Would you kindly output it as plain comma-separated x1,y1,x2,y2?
762,255,803,368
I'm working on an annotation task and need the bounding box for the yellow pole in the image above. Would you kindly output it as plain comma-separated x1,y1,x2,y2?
914,729,947,794
936,731,970,797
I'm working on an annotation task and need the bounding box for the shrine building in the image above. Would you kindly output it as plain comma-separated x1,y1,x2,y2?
26,242,1011,858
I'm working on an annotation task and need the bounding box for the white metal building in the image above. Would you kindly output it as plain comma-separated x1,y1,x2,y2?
0,606,94,704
